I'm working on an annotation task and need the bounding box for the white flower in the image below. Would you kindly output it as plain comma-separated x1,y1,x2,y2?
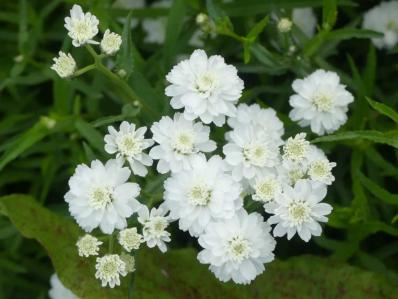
138,204,172,253
251,171,282,204
118,227,143,252
165,49,244,126
362,1,398,49
292,8,317,37
268,179,333,242
149,113,216,173
65,159,141,234
51,52,76,78
64,4,99,47
76,234,102,257
282,133,310,164
224,126,281,181
49,274,79,299
120,253,136,273
278,160,307,187
198,210,276,285
113,0,145,28
289,69,354,135
164,155,242,237
307,146,336,185
227,103,284,144
277,18,293,33
104,122,154,177
142,0,171,44
95,254,127,288
100,29,122,55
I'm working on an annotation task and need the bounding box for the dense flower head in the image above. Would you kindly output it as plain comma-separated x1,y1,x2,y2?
267,179,333,242
118,227,143,252
51,52,76,78
227,103,284,144
292,8,317,37
277,18,293,33
64,4,99,47
138,204,172,253
198,210,276,284
362,1,398,49
149,113,216,173
164,155,242,237
120,253,136,273
76,234,102,257
282,133,310,164
100,29,122,55
250,171,283,204
104,121,154,177
289,69,354,135
224,125,282,181
49,274,80,299
65,159,141,234
95,254,127,288
165,49,244,126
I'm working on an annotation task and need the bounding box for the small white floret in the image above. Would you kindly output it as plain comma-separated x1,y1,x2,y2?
76,234,102,257
51,52,76,78
95,254,127,288
101,29,122,55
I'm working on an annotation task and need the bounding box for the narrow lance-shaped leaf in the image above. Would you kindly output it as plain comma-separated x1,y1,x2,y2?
366,97,398,124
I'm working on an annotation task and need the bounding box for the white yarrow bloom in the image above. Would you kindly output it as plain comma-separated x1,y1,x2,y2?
198,210,276,285
165,49,244,126
282,133,310,164
65,159,141,234
120,253,136,273
118,227,143,252
51,52,76,78
95,254,127,288
64,4,99,47
289,69,354,135
224,126,281,181
277,18,293,33
49,274,79,299
164,155,242,237
149,113,216,173
76,234,102,257
251,171,282,204
362,1,398,49
268,179,333,242
138,204,172,253
104,122,154,177
307,146,336,185
100,29,122,55
227,103,284,144
292,8,317,37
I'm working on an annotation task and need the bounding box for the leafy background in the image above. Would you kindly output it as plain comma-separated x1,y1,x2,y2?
0,0,398,298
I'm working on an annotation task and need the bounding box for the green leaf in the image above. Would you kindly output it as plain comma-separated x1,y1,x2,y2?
304,28,383,57
0,121,49,171
250,43,289,75
0,194,127,299
134,248,397,298
75,119,105,154
366,97,398,124
163,0,186,68
363,45,377,94
246,16,269,41
358,172,398,205
116,12,134,78
53,78,72,114
322,0,337,30
222,0,357,17
312,130,398,149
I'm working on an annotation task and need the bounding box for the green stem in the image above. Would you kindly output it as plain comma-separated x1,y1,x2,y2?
128,251,138,299
84,45,156,118
108,234,114,253
73,64,96,77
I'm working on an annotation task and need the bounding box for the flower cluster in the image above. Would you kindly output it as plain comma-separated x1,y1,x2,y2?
57,4,349,288
51,4,122,78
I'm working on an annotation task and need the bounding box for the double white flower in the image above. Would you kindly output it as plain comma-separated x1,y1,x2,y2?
165,49,244,126
65,159,141,234
164,155,242,237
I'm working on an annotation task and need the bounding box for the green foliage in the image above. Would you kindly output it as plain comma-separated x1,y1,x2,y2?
1,194,397,299
0,0,398,298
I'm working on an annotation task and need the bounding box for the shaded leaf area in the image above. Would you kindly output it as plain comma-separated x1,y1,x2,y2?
1,195,397,299
0,194,127,299
136,249,397,299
